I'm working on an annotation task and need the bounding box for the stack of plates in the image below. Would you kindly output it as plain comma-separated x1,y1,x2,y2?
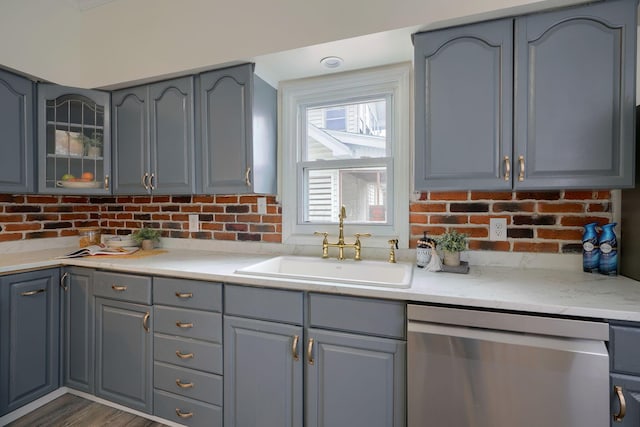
105,236,137,248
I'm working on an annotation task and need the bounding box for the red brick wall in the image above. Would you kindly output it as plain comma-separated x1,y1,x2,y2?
0,191,612,253
410,190,612,253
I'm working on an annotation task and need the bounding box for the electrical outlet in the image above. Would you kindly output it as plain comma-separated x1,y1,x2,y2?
257,197,267,214
188,214,199,232
489,218,507,241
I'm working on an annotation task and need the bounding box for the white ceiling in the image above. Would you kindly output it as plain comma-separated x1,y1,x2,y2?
0,0,592,88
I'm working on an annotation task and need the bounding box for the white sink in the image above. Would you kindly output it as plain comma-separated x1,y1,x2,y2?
235,256,413,288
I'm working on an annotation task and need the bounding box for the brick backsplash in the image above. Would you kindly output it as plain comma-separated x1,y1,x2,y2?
409,190,612,253
0,190,612,253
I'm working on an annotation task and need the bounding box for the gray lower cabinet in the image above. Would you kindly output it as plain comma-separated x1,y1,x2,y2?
0,68,35,193
224,316,303,427
414,0,637,191
0,269,60,416
305,329,406,427
112,76,195,195
95,296,152,413
61,267,94,394
223,286,406,427
152,277,223,427
198,63,277,194
610,322,640,425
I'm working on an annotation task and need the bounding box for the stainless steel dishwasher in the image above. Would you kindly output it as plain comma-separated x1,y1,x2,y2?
408,305,610,427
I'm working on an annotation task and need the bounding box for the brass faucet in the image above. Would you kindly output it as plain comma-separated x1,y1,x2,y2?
387,239,399,263
314,206,371,260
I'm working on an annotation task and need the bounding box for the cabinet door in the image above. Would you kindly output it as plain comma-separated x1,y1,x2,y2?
0,69,34,193
414,19,513,191
199,64,253,194
61,267,94,393
37,84,111,194
95,297,152,414
306,328,405,427
0,269,59,416
611,374,640,426
112,86,149,195
514,0,636,189
224,316,303,427
148,76,195,195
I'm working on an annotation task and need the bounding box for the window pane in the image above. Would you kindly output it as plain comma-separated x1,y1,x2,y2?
305,99,387,161
305,167,387,224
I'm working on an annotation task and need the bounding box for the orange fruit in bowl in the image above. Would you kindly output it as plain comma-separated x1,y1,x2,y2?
81,172,94,181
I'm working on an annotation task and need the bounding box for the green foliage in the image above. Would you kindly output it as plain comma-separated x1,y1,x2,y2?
132,227,161,243
79,132,103,148
435,229,468,252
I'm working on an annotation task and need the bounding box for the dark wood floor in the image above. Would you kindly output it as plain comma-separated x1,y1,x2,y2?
7,394,168,427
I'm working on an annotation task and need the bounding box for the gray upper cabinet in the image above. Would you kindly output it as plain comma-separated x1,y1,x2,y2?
61,267,94,394
112,86,147,195
414,19,514,191
95,297,153,414
112,76,195,195
414,0,637,191
198,63,277,194
514,0,637,189
0,69,35,193
37,84,111,194
0,269,60,416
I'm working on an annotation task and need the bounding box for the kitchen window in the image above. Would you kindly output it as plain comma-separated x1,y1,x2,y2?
280,63,410,248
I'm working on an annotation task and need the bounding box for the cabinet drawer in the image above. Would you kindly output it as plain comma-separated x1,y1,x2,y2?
309,293,406,339
611,324,640,375
154,333,222,374
154,361,222,405
153,277,222,311
94,271,151,304
154,306,221,342
225,284,303,325
154,389,222,427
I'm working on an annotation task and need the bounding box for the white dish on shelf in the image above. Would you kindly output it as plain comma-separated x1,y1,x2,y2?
56,180,101,189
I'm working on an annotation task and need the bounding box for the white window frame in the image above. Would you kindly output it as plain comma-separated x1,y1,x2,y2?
280,63,411,248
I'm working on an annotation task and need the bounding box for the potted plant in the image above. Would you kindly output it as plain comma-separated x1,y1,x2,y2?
132,227,161,250
80,132,103,158
436,229,468,266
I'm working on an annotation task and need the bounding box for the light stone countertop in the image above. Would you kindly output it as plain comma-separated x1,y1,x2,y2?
1,244,640,322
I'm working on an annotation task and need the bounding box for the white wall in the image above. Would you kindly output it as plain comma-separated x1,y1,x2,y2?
0,0,592,88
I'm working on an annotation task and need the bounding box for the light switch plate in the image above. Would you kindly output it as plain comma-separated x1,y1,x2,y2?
489,218,507,241
188,214,199,232
257,197,267,214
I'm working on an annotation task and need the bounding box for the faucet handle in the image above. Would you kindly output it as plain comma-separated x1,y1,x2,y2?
313,231,328,237
354,233,371,240
387,239,399,263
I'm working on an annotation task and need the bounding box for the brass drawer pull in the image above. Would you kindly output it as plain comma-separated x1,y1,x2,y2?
176,351,194,359
176,322,194,328
504,155,511,181
175,408,193,419
176,379,194,389
111,285,127,292
60,272,69,291
20,288,46,297
518,155,525,182
143,312,150,333
104,175,110,190
307,338,315,365
613,385,626,422
175,292,193,299
292,335,300,361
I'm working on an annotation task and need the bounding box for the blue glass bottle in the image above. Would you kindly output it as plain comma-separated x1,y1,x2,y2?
598,223,618,276
582,222,600,273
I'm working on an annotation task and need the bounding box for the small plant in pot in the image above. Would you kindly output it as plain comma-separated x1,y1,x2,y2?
436,230,468,267
132,227,161,250
80,132,103,158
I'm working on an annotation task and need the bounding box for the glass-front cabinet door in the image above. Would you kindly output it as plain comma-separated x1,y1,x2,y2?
37,84,111,194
